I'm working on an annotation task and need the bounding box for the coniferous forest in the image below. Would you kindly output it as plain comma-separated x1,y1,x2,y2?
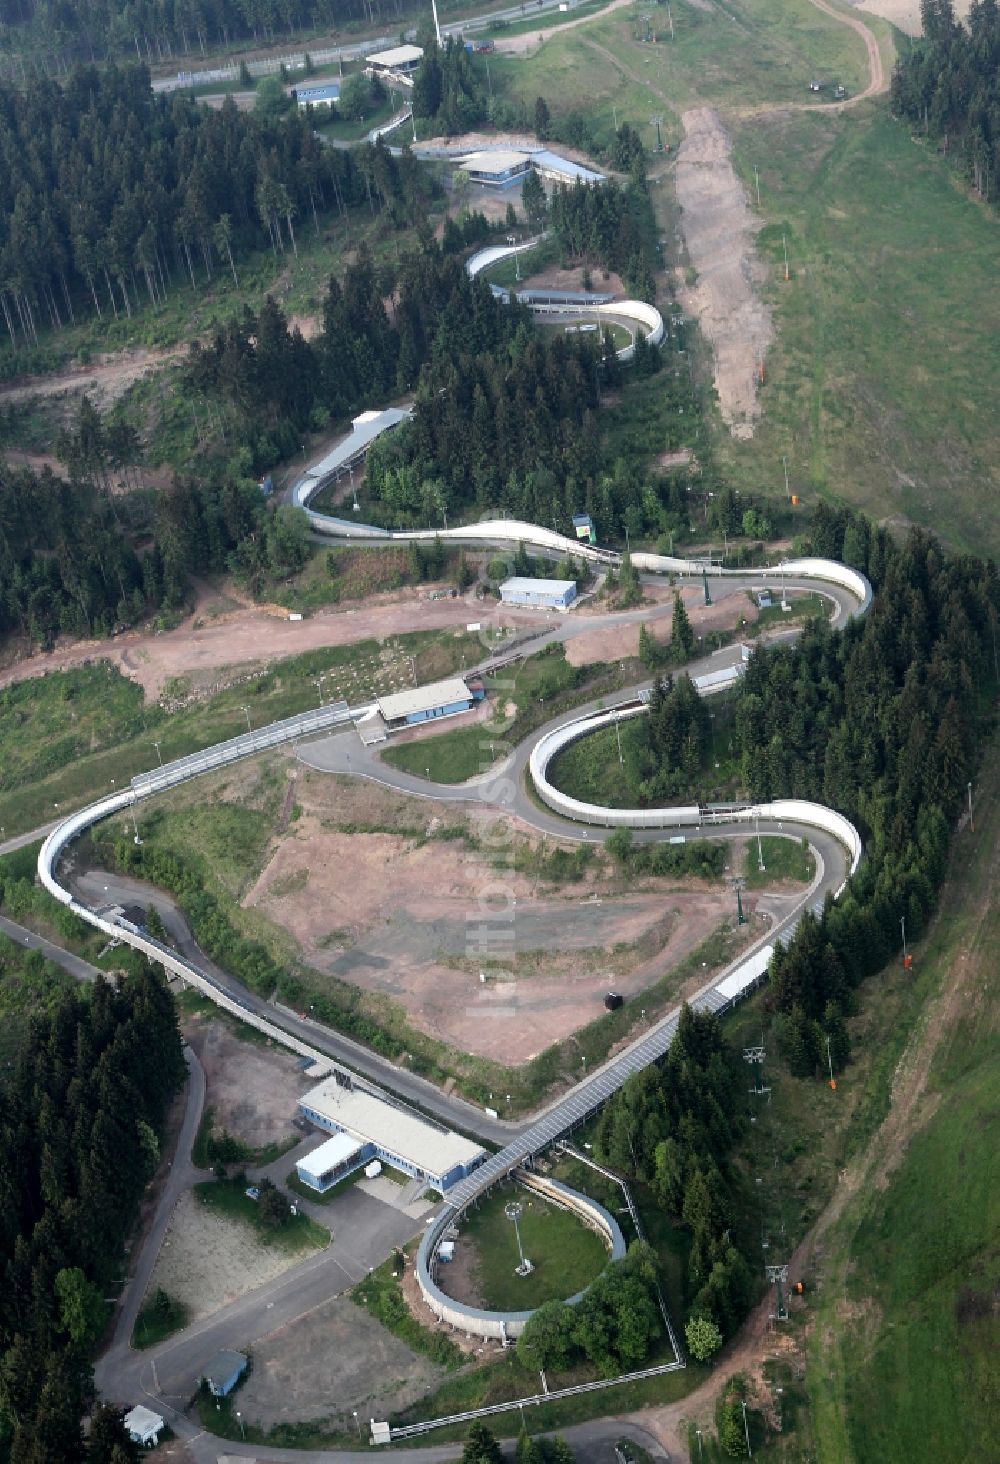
0,65,427,346
587,506,998,1354
0,967,186,1460
892,0,1000,200
0,0,425,67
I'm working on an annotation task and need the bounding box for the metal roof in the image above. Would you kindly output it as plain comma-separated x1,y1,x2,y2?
459,149,532,174
124,1406,163,1437
500,576,576,595
292,408,411,509
301,1079,485,1178
531,149,605,183
377,676,471,722
297,1132,365,1182
201,1350,247,1389
366,43,423,67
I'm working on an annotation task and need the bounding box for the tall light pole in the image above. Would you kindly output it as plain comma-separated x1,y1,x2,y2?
241,705,252,736
153,740,163,766
353,1410,362,1438
967,780,974,833
742,1399,753,1457
755,810,765,872
505,1200,533,1275
614,709,623,766
901,914,907,964
236,1410,245,1441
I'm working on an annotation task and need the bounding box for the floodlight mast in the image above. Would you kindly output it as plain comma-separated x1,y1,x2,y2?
431,0,442,45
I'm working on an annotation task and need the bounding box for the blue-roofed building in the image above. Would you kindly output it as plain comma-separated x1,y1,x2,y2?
295,82,340,108
201,1350,248,1398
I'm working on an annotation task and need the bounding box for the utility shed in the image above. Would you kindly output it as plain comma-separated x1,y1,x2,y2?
500,576,577,610
201,1349,248,1398
377,677,473,728
124,1406,164,1445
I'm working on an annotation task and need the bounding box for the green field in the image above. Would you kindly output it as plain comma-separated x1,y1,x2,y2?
743,834,813,888
489,0,872,154
723,107,1000,557
453,1184,610,1310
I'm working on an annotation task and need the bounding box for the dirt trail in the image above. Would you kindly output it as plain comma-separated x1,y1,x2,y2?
675,107,773,439
492,0,634,54
0,345,185,411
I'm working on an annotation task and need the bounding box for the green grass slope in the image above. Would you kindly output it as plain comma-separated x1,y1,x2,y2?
727,107,1000,556
802,741,1000,1463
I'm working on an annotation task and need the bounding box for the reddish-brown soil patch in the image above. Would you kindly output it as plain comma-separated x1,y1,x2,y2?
243,781,742,1064
564,582,757,667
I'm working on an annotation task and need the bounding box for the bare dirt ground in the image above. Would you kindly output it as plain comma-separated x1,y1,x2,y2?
564,582,756,666
244,770,744,1062
675,107,773,441
235,1294,444,1430
519,263,627,297
492,0,633,54
183,1015,306,1149
0,585,545,700
146,1190,312,1324
0,345,184,412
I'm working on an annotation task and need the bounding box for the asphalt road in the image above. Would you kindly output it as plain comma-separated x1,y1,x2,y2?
0,910,105,983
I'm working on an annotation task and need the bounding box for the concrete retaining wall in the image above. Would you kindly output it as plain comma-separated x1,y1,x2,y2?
414,1171,626,1341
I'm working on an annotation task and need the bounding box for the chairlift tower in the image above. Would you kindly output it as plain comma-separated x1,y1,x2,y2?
766,1263,789,1321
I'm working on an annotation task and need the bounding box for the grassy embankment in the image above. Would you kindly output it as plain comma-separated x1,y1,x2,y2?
0,626,481,838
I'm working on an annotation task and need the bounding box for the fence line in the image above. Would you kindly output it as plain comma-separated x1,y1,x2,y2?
387,1358,687,1440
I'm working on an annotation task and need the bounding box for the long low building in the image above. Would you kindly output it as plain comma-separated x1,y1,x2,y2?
500,576,577,610
377,676,477,728
366,42,423,73
299,1079,487,1193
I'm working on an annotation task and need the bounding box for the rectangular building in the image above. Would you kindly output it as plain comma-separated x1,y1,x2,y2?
298,1080,486,1193
500,576,577,610
295,82,341,108
296,1132,366,1193
377,676,473,728
366,43,423,73
458,149,534,188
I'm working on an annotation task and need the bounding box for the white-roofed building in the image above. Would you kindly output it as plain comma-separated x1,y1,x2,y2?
377,676,476,728
366,43,423,73
298,1079,486,1193
457,149,534,188
296,1132,366,1193
124,1405,164,1445
500,576,577,610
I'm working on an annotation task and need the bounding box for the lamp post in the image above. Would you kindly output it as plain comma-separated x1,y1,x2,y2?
153,740,163,766
241,705,252,736
505,1200,533,1275
742,1399,753,1457
353,1410,362,1438
755,810,765,872
236,1410,245,1441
